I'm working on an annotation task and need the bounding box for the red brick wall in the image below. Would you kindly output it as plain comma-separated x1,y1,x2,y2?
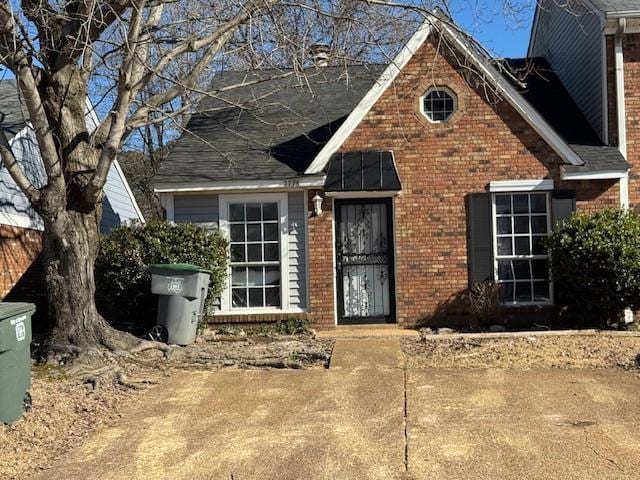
306,36,619,328
623,33,640,206
0,225,42,299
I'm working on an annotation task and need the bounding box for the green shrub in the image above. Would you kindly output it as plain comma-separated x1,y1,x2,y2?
95,220,228,330
547,208,640,327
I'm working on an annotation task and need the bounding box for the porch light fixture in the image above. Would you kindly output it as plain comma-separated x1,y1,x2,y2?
312,193,324,216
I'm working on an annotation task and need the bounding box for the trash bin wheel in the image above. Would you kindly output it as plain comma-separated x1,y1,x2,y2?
149,325,168,343
23,392,32,412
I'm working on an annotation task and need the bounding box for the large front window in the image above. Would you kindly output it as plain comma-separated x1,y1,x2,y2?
229,202,281,308
493,192,552,304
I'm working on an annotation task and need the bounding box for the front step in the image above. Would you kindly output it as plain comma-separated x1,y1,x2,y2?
316,325,418,339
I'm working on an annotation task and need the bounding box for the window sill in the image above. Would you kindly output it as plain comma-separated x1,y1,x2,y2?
215,308,308,316
499,302,554,308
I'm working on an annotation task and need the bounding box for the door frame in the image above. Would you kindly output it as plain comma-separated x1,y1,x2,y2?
334,197,397,325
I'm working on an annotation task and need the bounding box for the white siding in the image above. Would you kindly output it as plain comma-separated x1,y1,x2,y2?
1,127,142,232
287,191,307,310
530,0,605,138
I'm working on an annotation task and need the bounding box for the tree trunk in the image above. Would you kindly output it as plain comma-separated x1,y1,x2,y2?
42,206,135,352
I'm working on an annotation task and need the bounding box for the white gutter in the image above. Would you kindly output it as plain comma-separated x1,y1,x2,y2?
614,18,630,209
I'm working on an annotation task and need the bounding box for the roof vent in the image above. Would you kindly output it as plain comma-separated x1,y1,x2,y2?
310,44,330,67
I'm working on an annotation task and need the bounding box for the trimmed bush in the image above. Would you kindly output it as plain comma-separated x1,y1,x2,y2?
547,208,640,327
95,220,228,330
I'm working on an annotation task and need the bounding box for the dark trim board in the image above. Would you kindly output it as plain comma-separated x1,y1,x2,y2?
334,197,396,325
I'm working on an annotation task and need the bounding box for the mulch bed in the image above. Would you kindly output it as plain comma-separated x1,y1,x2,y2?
402,331,640,369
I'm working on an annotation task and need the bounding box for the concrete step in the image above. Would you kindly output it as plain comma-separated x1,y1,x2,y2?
317,325,418,339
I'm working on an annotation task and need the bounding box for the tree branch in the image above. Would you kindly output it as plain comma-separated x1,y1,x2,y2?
0,127,40,206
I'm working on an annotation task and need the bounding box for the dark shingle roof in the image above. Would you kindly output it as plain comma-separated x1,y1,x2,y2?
156,65,385,184
0,80,28,139
588,0,640,14
504,57,628,174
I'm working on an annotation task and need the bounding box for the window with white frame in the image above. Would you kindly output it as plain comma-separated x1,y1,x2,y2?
493,192,552,304
421,87,456,123
228,202,281,309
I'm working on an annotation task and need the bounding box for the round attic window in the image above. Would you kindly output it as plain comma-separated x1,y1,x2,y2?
421,87,457,123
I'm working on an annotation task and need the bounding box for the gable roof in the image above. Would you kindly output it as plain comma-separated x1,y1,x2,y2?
504,58,628,177
155,65,385,185
305,14,586,174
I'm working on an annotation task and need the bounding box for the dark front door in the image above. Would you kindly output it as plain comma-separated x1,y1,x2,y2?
335,198,396,324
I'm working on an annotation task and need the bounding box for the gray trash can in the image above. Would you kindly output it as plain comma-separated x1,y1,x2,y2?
0,302,35,424
149,263,211,345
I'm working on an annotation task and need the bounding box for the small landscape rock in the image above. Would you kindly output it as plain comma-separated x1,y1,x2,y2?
436,328,456,335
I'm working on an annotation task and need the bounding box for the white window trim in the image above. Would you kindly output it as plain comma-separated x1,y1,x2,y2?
419,86,457,124
489,179,554,192
219,193,290,313
491,191,554,307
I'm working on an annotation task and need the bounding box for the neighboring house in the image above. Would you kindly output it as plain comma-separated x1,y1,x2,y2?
0,80,145,304
155,2,640,329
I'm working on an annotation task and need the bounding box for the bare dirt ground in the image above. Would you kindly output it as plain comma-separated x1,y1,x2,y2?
402,332,640,369
0,332,332,480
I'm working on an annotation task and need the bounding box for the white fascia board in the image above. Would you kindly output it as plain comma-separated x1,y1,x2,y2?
324,190,400,198
438,22,584,167
561,169,628,180
154,176,325,193
305,16,584,175
304,23,434,174
489,179,554,192
0,212,44,231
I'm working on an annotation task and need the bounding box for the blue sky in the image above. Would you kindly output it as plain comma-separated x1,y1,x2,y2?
448,0,536,58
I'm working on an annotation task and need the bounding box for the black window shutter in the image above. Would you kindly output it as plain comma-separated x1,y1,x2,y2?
468,193,494,287
552,190,576,227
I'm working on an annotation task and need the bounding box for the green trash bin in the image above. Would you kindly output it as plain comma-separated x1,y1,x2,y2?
148,264,211,345
0,302,35,424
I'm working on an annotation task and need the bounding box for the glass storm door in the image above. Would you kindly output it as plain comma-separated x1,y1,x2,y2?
335,199,395,324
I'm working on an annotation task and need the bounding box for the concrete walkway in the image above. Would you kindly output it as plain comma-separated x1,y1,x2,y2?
36,339,640,480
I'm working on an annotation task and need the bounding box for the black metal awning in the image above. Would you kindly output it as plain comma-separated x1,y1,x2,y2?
324,151,402,192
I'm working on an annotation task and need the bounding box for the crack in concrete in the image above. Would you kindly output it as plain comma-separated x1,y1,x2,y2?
583,428,626,474
403,363,409,472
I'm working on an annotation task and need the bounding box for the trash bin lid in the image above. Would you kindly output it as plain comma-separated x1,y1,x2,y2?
148,263,211,274
0,302,36,322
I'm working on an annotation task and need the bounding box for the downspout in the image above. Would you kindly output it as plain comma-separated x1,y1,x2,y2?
614,18,634,324
615,18,629,209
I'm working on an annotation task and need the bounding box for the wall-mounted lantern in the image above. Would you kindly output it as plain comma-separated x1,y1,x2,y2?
312,192,323,217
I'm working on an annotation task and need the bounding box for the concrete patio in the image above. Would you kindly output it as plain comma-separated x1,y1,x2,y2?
36,338,640,479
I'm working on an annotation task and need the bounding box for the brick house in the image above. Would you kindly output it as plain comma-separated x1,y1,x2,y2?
155,2,640,329
0,80,145,317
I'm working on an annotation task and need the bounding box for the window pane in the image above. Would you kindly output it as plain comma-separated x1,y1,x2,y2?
230,224,245,242
531,216,547,234
497,237,513,255
246,203,261,221
230,204,244,222
265,287,280,307
263,203,278,221
513,195,529,214
533,281,550,301
515,237,530,255
230,244,245,262
247,244,262,262
532,236,547,255
247,223,261,241
248,266,263,286
497,260,513,281
495,195,511,214
499,282,514,303
264,266,280,285
515,282,532,302
531,260,548,280
264,243,279,261
264,223,278,241
530,194,547,213
232,288,247,308
231,267,246,286
496,217,512,234
514,216,529,234
513,260,531,280
248,288,263,307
